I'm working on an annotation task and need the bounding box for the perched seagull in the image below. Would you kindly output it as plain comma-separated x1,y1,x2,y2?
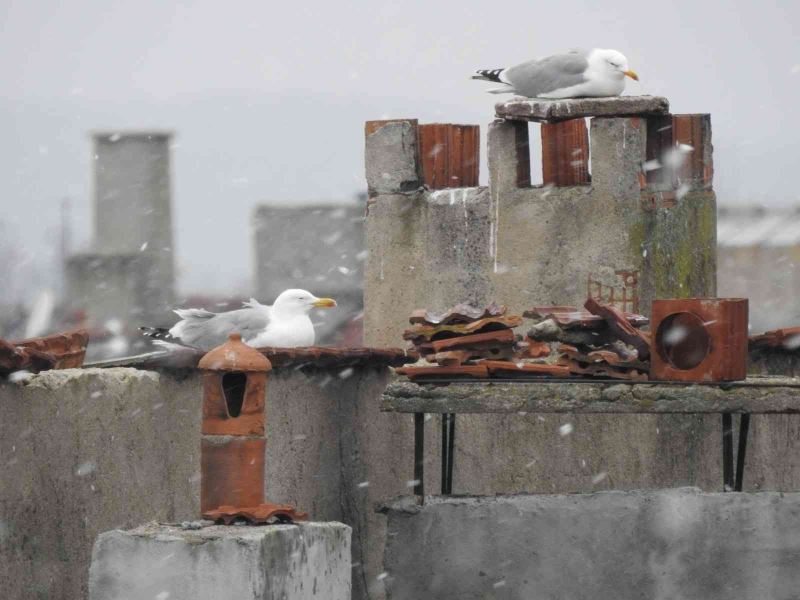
472,49,639,98
140,289,337,350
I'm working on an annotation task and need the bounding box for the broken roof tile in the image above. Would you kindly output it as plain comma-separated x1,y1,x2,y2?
584,298,651,360
1,329,88,376
524,306,649,329
481,360,571,378
749,327,800,351
429,329,516,352
202,503,308,525
395,364,490,381
409,302,506,326
562,359,649,381
403,316,523,342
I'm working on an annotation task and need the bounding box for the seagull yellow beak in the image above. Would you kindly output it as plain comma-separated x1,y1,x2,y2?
312,298,337,308
624,70,639,81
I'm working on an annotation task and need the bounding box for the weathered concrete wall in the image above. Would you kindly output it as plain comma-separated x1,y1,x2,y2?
89,522,351,600
382,488,800,600
0,369,199,600
0,366,408,600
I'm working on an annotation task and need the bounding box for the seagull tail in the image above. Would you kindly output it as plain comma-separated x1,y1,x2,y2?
139,326,174,340
472,68,506,83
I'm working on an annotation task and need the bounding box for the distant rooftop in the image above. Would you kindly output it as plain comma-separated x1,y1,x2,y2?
718,205,800,247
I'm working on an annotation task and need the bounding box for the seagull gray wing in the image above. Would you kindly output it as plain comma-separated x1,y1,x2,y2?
504,51,590,97
175,306,271,350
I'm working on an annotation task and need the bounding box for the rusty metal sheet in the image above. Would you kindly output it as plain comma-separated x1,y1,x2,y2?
203,503,308,525
258,346,419,369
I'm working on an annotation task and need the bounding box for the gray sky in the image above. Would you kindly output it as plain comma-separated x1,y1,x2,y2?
1,0,798,299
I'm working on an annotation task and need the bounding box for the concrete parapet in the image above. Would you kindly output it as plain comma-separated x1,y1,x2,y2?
382,488,800,600
89,521,351,600
364,99,716,350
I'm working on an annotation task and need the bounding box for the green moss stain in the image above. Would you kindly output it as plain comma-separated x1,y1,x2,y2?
629,191,716,306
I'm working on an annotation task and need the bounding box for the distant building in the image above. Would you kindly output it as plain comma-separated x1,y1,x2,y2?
252,202,364,345
717,205,800,334
66,131,176,358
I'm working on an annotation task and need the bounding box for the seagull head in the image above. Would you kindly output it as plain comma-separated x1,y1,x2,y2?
593,49,639,81
272,289,337,314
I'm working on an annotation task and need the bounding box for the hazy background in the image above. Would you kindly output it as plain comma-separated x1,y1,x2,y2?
1,0,798,300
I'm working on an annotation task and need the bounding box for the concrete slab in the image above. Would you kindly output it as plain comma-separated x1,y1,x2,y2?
89,521,351,600
382,488,800,600
495,95,669,122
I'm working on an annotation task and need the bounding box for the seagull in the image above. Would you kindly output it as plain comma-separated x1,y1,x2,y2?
140,289,337,350
472,49,639,99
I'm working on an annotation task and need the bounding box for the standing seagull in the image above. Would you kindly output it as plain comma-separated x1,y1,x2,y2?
472,49,638,99
141,288,337,350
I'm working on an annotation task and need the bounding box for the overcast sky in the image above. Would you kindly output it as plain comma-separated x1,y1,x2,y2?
1,0,798,299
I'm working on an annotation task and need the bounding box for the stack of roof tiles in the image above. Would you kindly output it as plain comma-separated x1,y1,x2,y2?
525,298,651,381
396,302,567,381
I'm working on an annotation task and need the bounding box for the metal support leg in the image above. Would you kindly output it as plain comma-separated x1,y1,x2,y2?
735,414,750,492
414,413,425,497
441,414,456,494
722,413,734,491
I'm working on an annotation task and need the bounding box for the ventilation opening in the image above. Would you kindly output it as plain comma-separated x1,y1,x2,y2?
221,372,247,417
656,312,711,370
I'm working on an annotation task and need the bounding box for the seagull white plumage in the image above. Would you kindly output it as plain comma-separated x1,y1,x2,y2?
140,288,337,350
472,49,639,99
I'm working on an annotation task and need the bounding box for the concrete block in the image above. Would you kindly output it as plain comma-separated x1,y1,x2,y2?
496,94,669,122
589,116,647,194
383,489,800,600
89,521,351,600
365,121,422,196
487,120,530,191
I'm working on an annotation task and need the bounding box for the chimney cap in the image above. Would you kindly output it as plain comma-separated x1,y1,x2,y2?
198,333,272,372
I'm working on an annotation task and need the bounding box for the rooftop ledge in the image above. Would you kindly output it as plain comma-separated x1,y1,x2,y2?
495,95,670,123
381,376,800,414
